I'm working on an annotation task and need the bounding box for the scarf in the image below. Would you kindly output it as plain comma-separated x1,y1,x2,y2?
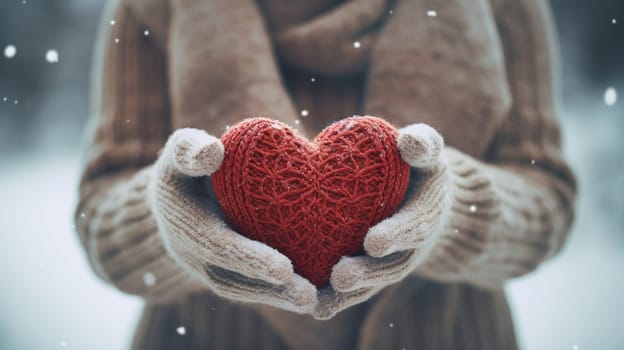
130,0,511,158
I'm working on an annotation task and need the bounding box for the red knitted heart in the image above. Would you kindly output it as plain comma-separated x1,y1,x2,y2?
211,116,410,287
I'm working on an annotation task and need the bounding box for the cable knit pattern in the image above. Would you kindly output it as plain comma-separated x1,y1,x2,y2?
414,148,574,288
76,168,205,301
212,116,410,287
75,0,576,348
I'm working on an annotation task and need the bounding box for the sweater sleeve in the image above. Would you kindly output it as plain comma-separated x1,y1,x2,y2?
74,0,204,302
414,0,577,288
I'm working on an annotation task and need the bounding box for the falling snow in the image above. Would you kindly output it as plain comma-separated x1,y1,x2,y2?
294,120,300,125
604,87,617,106
531,159,536,165
46,49,59,63
300,109,309,117
4,45,17,58
143,272,156,286
0,3,618,349
114,38,120,44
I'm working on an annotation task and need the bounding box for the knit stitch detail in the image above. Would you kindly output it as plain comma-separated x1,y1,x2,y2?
212,116,410,286
415,149,573,288
76,167,205,301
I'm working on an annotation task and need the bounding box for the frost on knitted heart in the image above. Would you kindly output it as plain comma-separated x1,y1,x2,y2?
211,116,410,287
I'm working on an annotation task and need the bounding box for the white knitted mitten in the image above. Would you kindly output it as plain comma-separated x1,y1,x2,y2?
314,123,452,320
148,128,317,314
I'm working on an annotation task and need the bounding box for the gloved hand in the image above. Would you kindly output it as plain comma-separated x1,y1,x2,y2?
313,123,452,320
148,128,317,314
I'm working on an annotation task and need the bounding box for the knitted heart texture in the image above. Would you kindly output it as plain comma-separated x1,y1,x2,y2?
211,116,410,287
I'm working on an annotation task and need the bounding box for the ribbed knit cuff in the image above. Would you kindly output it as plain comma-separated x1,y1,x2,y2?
76,167,205,302
415,148,566,288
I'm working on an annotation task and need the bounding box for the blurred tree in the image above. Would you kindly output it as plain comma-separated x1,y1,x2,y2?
551,0,624,87
0,0,103,153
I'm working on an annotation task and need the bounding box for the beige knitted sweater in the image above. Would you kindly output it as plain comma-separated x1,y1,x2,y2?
75,0,576,348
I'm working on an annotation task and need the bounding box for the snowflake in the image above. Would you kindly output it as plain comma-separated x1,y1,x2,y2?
294,119,300,125
389,322,394,328
144,30,150,36
427,10,437,17
604,87,617,106
110,19,116,26
310,77,316,82
143,272,156,286
300,109,309,117
46,49,59,63
353,41,361,48
4,45,16,58
469,205,477,213
176,326,186,335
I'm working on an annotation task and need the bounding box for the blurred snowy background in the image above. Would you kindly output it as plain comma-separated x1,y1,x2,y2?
0,0,622,349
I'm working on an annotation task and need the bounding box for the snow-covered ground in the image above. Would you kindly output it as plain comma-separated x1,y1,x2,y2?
0,104,622,349
0,153,142,349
